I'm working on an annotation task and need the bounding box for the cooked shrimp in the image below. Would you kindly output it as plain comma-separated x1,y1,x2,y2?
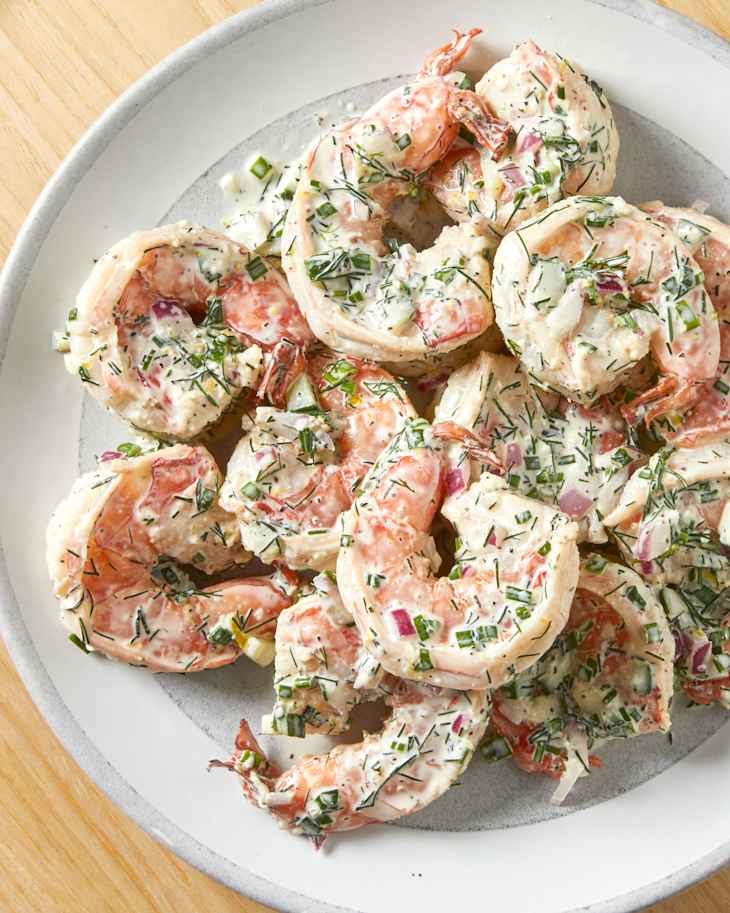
433,351,644,542
604,443,730,707
626,204,730,444
213,680,490,839
429,39,619,231
336,420,580,690
220,351,416,570
282,30,508,373
60,222,314,439
265,572,387,737
492,195,720,403
46,444,299,672
488,556,673,803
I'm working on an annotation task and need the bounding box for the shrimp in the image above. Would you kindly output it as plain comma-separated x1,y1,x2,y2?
491,195,720,404
60,222,314,440
220,351,416,571
626,204,730,444
433,351,644,542
429,39,619,232
487,556,673,803
46,444,299,672
282,30,509,373
265,572,387,737
336,419,580,690
212,680,490,839
604,443,730,707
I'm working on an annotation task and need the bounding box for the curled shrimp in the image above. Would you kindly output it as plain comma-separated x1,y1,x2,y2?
491,195,720,404
265,572,387,737
433,351,644,542
624,204,730,443
336,420,580,690
429,39,619,231
213,680,490,839
60,222,314,439
488,556,673,803
46,444,298,672
282,30,509,373
220,351,416,570
604,443,730,707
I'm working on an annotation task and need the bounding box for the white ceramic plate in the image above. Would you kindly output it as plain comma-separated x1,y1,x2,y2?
2,2,730,911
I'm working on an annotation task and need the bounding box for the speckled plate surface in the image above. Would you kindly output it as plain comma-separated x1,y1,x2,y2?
1,2,730,911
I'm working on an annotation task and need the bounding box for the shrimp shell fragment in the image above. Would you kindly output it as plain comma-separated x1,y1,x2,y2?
337,422,580,690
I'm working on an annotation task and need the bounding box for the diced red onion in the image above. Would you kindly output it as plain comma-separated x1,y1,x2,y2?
500,165,526,188
391,608,416,637
596,273,624,294
487,529,497,546
673,630,689,662
558,488,593,517
692,642,711,674
640,560,653,576
506,442,522,469
635,525,652,561
516,131,542,156
152,299,186,320
416,372,450,392
451,713,465,733
100,450,122,462
445,467,466,496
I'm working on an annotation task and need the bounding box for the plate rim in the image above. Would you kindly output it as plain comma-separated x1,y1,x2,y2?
0,1,729,911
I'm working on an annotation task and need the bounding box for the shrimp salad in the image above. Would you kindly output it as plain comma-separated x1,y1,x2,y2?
47,26,730,843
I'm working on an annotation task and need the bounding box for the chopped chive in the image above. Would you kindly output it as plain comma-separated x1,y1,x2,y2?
250,156,272,179
246,256,268,281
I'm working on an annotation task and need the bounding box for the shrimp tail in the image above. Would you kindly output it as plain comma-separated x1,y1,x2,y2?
431,420,503,474
209,719,281,808
621,375,704,427
258,339,307,407
419,28,482,77
447,90,512,160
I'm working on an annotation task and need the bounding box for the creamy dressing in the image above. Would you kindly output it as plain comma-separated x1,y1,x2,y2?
221,153,303,257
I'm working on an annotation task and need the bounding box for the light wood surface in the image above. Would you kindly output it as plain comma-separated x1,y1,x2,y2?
0,2,728,911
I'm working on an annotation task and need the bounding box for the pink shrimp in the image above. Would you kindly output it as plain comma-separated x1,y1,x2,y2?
221,350,416,571
336,420,579,690
429,39,619,231
46,445,299,672
212,679,489,840
61,222,314,439
282,30,508,372
492,195,720,405
624,204,730,444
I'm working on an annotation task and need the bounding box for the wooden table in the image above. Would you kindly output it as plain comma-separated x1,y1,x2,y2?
1,2,728,911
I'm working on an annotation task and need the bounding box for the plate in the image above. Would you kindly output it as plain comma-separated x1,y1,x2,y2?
1,2,730,911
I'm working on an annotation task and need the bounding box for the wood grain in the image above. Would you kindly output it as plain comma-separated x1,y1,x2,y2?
0,2,727,911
